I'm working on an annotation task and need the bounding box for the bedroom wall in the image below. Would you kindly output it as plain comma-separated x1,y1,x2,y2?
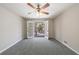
48,19,54,38
54,4,79,54
0,6,23,53
22,18,27,39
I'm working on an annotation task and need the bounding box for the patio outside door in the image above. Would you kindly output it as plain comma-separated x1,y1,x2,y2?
27,20,48,39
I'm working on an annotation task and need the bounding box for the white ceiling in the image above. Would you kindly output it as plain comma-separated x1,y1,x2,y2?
0,3,74,18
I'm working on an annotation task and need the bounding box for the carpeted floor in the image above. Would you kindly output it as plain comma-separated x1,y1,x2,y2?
0,38,77,55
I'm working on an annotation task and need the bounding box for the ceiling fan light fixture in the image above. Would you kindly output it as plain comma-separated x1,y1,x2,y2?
27,3,49,15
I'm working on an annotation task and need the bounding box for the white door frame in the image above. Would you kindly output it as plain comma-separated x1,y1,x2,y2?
27,20,48,39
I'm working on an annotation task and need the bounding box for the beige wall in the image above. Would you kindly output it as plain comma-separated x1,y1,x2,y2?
0,6,23,53
54,4,79,54
22,18,27,39
48,19,54,38
54,16,62,41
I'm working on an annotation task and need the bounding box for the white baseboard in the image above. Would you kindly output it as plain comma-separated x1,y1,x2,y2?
61,42,79,55
55,39,79,55
0,39,22,54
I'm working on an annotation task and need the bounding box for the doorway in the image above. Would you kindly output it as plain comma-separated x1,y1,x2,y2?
27,20,48,39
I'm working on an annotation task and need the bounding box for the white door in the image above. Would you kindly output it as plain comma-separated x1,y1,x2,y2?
45,21,48,39
34,21,48,39
27,20,48,39
27,21,34,38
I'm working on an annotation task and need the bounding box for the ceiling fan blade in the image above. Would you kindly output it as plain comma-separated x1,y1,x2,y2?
27,3,35,9
37,3,40,8
41,11,49,15
41,3,49,9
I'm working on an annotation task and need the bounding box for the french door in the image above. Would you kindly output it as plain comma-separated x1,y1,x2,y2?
27,20,48,39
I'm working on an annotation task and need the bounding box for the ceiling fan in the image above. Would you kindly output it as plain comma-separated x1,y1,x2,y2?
27,3,50,15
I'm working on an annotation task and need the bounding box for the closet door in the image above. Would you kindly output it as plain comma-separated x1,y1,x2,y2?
27,21,34,38
44,21,48,39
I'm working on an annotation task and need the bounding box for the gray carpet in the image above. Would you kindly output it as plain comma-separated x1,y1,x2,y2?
0,38,77,55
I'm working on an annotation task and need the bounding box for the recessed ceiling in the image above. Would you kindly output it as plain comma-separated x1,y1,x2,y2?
0,3,74,18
